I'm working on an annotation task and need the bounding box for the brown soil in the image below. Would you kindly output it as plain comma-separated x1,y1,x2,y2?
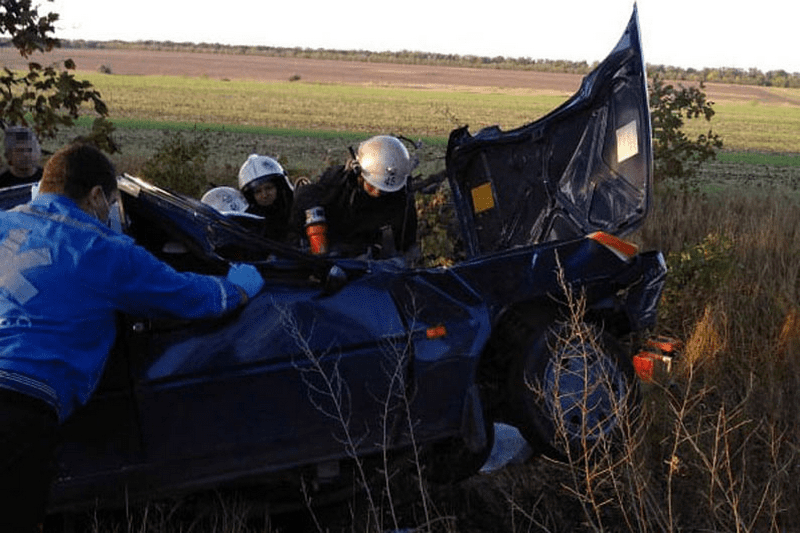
1,48,797,106
0,48,583,93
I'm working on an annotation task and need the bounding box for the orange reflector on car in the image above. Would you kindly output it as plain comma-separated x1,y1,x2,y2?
647,336,683,354
633,353,655,382
588,231,639,261
634,336,682,382
426,325,447,339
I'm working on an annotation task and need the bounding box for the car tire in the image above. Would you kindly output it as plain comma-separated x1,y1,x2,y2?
424,387,496,484
512,323,639,463
424,421,495,484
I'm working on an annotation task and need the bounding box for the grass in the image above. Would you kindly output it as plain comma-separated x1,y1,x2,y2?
79,73,567,138
65,71,800,154
682,101,800,153
632,184,800,531
717,151,800,167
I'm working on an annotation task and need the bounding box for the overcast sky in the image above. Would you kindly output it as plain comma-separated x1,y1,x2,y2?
47,0,799,74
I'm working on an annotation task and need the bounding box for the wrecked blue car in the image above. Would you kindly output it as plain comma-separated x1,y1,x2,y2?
1,6,665,513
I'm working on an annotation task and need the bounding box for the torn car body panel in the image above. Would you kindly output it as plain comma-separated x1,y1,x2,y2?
447,7,651,257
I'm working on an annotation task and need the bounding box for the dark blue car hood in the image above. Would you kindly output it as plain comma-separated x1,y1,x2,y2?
446,6,651,258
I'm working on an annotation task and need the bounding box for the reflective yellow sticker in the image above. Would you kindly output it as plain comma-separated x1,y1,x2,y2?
471,182,495,214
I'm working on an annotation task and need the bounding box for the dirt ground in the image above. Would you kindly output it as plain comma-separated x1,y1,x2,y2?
0,48,583,93
3,47,797,106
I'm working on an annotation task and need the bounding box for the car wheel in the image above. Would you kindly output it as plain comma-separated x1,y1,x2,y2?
513,323,639,462
424,386,495,484
424,421,495,484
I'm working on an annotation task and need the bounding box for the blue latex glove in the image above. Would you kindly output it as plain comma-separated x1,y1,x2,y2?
226,263,264,299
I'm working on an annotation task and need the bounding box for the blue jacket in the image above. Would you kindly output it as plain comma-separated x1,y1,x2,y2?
0,194,246,422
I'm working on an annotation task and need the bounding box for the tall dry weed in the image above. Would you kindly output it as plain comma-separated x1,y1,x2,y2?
634,184,800,530
777,306,800,358
680,304,727,370
468,184,800,532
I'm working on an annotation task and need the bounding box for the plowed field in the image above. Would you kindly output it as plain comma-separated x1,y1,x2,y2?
2,47,796,105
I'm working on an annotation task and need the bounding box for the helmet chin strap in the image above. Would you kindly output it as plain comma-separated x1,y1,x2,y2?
345,148,361,175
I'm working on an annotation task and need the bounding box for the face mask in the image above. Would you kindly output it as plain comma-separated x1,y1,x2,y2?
107,197,124,232
90,191,109,224
94,189,122,231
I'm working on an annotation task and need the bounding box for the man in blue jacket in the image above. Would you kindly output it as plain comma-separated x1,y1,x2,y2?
0,143,265,532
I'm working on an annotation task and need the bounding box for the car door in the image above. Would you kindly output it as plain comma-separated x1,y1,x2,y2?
48,318,145,512
127,271,412,493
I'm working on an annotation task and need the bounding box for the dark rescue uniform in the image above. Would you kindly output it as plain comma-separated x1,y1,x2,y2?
290,164,417,258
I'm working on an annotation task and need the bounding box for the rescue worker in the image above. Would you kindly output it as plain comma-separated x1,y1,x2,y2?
0,143,265,532
238,154,294,241
0,125,43,187
201,186,250,215
289,135,418,260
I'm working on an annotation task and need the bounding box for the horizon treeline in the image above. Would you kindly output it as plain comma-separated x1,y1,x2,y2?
45,38,800,89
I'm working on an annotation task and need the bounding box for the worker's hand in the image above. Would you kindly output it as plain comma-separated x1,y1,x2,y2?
227,263,264,299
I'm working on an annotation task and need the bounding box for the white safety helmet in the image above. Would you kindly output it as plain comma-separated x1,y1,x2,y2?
238,154,291,193
356,135,415,193
201,186,249,215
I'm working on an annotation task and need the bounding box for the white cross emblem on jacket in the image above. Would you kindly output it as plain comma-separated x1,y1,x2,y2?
0,228,52,304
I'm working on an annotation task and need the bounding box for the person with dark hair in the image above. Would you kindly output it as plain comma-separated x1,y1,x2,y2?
237,154,294,241
0,126,43,187
0,143,265,532
289,135,418,260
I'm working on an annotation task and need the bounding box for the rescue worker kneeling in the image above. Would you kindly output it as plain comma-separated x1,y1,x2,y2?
0,143,264,532
289,135,418,262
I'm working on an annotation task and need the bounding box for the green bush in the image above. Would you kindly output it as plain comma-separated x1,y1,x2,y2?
415,183,464,267
141,129,211,197
659,232,736,331
650,74,724,181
